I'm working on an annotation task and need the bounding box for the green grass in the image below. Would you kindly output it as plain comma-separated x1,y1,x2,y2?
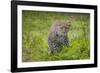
22,10,90,62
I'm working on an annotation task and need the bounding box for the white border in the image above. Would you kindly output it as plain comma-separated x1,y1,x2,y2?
18,5,94,68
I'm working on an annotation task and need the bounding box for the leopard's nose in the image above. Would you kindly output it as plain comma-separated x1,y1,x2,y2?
62,29,66,33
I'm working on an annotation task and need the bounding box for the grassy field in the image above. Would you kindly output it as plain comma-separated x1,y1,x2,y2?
22,10,90,62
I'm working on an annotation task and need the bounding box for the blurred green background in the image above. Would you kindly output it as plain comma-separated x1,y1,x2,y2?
22,10,90,62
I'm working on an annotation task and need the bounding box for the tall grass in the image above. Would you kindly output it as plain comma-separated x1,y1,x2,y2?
22,10,90,62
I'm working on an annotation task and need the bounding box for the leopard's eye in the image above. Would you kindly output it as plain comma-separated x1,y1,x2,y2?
60,26,64,29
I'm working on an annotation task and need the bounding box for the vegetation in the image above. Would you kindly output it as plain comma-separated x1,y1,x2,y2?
22,10,90,62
